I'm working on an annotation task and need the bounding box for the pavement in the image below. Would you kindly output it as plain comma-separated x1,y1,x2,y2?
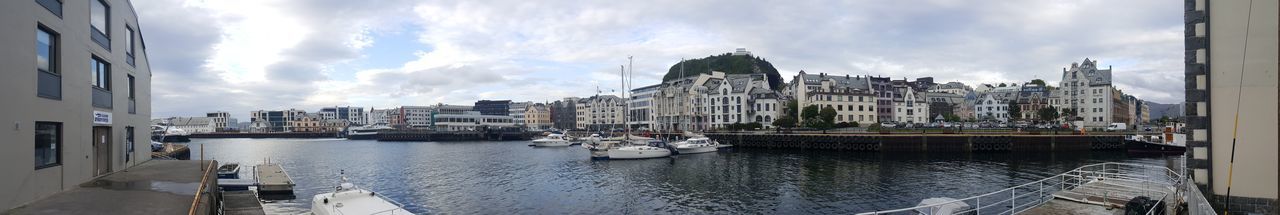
3,160,221,215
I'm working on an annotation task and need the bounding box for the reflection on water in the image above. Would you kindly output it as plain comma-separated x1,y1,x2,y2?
183,138,1181,214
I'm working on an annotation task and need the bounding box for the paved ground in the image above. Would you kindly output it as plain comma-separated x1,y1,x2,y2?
3,160,224,215
1024,199,1124,215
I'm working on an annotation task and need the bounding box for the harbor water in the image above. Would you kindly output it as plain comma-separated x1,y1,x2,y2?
182,138,1182,214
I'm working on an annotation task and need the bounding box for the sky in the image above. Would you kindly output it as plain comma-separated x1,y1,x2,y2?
135,0,1186,120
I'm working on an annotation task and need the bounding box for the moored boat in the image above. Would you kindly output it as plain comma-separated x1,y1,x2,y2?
674,137,719,154
346,125,392,140
1125,125,1186,154
532,133,573,147
607,140,674,160
308,170,413,215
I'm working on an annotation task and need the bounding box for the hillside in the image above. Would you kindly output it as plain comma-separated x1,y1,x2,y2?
663,53,784,89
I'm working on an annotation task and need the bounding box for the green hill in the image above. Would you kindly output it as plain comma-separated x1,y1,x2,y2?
663,53,784,89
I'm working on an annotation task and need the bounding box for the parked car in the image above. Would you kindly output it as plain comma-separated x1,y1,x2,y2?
879,122,897,128
1106,123,1128,131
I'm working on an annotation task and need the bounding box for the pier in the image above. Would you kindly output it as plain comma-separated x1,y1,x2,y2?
376,130,534,141
189,132,339,139
703,133,1126,152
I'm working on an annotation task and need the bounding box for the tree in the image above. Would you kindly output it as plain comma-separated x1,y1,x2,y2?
1030,79,1046,86
998,83,1007,87
1007,102,1021,120
784,100,799,118
819,106,838,126
773,116,797,128
1037,107,1059,122
801,105,821,122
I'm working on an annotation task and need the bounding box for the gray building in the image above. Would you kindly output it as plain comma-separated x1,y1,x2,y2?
0,0,153,211
318,106,365,125
551,97,578,130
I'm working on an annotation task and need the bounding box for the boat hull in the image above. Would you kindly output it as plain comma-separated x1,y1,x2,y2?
346,133,378,140
533,140,572,147
676,146,717,154
152,135,190,142
1125,140,1186,154
608,149,671,159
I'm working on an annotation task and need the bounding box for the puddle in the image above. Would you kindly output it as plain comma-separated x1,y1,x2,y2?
84,180,201,196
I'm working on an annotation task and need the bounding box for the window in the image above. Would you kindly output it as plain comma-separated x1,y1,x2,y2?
37,26,61,99
90,0,110,49
37,0,63,17
124,126,134,163
92,57,110,90
125,26,135,66
35,122,61,169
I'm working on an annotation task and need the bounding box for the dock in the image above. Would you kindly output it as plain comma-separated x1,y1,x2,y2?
222,190,266,215
152,143,191,160
255,163,295,197
3,160,223,215
189,132,339,139
703,133,1128,152
856,162,1209,215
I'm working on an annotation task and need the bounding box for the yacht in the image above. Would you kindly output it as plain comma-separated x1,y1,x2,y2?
674,137,719,154
583,134,614,159
309,171,412,215
151,125,190,142
607,140,674,160
346,125,392,140
531,133,572,147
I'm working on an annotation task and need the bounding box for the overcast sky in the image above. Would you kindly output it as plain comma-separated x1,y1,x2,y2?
136,0,1185,120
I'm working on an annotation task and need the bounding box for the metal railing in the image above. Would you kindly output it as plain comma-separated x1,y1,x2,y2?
857,162,1184,215
1185,176,1218,215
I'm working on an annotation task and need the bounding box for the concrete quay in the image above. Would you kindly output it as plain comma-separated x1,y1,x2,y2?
3,160,229,215
704,133,1127,152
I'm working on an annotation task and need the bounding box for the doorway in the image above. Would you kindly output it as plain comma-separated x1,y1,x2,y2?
92,126,112,176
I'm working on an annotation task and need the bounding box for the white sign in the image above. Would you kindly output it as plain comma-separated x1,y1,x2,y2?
93,111,112,125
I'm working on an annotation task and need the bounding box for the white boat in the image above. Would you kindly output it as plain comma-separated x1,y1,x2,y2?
607,140,673,160
674,137,719,154
347,125,392,140
309,171,412,215
531,133,572,147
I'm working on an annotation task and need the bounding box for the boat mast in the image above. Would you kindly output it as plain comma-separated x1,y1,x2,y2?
620,64,628,140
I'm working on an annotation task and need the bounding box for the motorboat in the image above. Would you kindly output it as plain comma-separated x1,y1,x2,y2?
582,134,614,159
308,171,413,215
531,133,572,147
607,140,674,160
217,163,241,179
151,125,190,142
1126,125,1186,154
912,197,971,215
674,137,719,154
346,125,392,140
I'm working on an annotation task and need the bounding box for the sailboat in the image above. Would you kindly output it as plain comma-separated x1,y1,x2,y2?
588,56,673,160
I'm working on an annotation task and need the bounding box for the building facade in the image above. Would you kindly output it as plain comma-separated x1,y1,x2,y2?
1058,59,1118,127
975,93,1010,122
575,95,626,130
629,84,659,130
433,105,515,131
524,103,552,130
318,106,365,126
1183,0,1279,213
250,109,306,132
367,108,391,126
0,0,154,210
390,106,433,128
509,102,529,127
790,71,877,126
892,85,928,123
473,100,511,116
206,111,230,131
551,97,578,130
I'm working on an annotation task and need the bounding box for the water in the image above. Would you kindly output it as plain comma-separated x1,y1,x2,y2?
181,138,1182,214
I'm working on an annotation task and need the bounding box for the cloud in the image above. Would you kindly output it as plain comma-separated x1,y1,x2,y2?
136,0,1186,120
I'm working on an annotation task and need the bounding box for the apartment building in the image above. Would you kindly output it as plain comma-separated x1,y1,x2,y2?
0,0,153,210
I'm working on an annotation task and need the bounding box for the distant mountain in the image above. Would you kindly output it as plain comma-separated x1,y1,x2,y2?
1146,102,1184,120
663,53,784,89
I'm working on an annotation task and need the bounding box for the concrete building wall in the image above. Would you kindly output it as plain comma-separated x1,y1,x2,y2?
0,0,152,210
1186,0,1279,213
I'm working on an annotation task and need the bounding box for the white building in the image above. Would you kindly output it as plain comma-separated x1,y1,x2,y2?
928,82,973,95
367,108,391,126
629,84,660,130
432,105,515,131
892,85,929,123
206,111,231,130
390,106,434,128
1057,59,1117,127
789,71,878,126
154,117,216,134
975,93,1011,122
318,106,366,125
704,73,779,129
653,73,714,132
576,95,626,130
509,102,529,127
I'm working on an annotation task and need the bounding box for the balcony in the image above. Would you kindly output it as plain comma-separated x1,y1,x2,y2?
92,87,112,109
